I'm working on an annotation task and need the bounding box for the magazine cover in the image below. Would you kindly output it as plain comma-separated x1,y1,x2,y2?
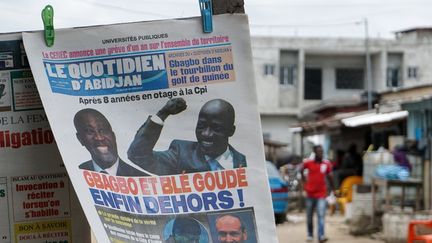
23,14,277,243
0,33,90,243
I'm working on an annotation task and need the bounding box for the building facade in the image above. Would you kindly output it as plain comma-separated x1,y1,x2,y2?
252,28,432,154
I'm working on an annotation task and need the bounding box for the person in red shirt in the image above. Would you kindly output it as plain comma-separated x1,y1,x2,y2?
301,145,335,243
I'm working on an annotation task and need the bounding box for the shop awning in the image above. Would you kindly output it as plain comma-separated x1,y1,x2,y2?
341,110,408,127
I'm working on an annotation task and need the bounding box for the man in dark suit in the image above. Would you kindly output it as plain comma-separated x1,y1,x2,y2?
127,98,247,175
74,108,148,176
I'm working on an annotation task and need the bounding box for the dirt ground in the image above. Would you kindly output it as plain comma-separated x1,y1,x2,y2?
276,213,385,243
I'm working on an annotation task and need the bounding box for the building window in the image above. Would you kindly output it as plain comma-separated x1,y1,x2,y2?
336,68,364,89
279,65,296,86
387,68,401,87
408,66,418,79
264,64,275,76
304,68,322,100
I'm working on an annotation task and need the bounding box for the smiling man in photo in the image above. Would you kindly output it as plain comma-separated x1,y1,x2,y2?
127,98,247,175
74,108,148,176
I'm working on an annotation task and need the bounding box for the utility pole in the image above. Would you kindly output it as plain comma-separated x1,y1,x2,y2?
364,18,373,110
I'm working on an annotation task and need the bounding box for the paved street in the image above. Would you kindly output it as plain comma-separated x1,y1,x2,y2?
277,213,385,243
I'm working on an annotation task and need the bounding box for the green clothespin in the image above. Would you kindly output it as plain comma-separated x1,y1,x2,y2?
41,5,54,47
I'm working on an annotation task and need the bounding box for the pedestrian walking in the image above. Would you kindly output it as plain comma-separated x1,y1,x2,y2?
301,145,335,243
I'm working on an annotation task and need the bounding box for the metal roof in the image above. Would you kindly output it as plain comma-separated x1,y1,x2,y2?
341,111,408,128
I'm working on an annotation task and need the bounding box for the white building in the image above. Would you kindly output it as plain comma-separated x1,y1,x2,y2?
251,28,432,153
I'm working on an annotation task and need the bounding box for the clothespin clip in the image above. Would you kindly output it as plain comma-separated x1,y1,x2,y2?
41,5,55,47
199,0,213,33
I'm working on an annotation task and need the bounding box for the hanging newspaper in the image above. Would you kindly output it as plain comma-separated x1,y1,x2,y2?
23,14,277,243
0,33,90,243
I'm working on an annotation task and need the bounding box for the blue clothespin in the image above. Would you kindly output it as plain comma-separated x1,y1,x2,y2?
199,0,213,33
41,5,55,47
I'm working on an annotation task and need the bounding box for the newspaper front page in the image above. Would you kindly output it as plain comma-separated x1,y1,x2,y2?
0,33,90,243
23,14,277,243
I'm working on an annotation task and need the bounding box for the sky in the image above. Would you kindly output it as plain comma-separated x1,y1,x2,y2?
0,0,431,39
